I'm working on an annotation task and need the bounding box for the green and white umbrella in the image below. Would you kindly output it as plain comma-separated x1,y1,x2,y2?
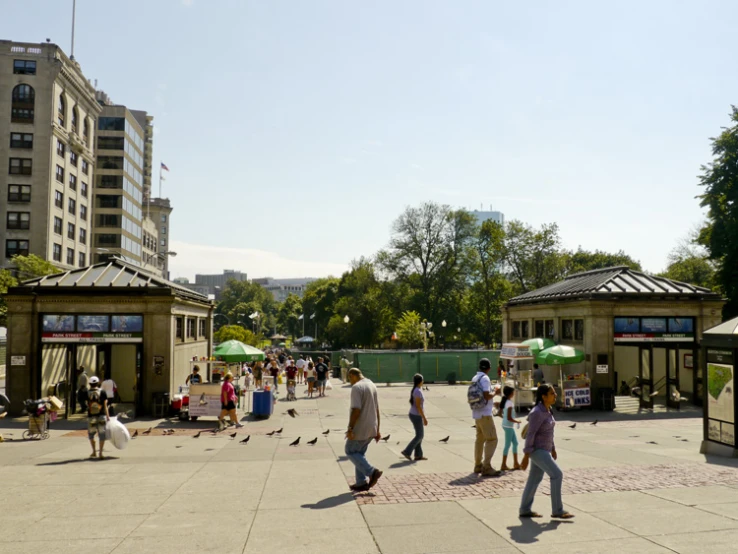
535,345,585,366
213,340,265,362
521,338,556,354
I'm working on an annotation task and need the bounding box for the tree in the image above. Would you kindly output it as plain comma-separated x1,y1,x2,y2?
698,105,738,317
214,325,258,346
301,277,340,342
377,202,476,324
659,227,719,291
395,310,423,348
0,270,18,327
11,254,61,280
467,220,513,347
566,248,641,274
216,280,276,333
501,221,568,294
277,294,303,339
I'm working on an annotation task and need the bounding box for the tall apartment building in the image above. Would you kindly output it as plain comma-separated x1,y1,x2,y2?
470,207,505,227
92,93,146,265
147,197,173,279
0,40,100,270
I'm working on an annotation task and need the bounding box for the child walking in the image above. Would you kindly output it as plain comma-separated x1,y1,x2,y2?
500,386,522,471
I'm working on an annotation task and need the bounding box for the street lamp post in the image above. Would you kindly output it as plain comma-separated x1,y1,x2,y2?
420,320,433,352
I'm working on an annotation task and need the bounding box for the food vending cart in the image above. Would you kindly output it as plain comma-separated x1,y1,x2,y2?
500,343,537,411
556,370,591,410
177,360,242,420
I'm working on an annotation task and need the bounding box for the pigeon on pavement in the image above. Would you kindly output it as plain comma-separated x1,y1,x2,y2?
142,427,152,435
276,428,283,434
289,437,300,446
322,430,330,435
230,432,238,439
307,437,318,445
193,431,201,438
569,423,576,429
266,431,276,436
590,420,598,426
381,435,390,442
287,409,298,418
132,430,139,438
240,436,251,444
439,436,450,443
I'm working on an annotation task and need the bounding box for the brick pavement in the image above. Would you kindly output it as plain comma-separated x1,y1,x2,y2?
352,463,738,505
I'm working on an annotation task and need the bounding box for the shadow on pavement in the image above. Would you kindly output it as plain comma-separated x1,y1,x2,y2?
389,460,415,469
36,456,120,466
507,519,571,544
301,492,354,510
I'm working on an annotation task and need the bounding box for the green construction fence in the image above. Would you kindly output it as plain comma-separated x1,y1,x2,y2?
345,350,500,384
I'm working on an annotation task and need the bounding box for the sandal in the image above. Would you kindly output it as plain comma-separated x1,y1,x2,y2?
520,512,543,518
551,512,575,519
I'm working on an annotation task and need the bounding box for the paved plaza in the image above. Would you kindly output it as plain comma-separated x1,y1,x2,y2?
2,381,738,553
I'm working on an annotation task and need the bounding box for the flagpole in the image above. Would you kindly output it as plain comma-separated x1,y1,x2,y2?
70,0,77,60
158,165,162,199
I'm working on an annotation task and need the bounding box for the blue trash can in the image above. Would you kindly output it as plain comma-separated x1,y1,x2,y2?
252,390,274,419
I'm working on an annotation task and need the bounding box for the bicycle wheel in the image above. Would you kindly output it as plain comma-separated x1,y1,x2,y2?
22,430,32,440
41,431,50,440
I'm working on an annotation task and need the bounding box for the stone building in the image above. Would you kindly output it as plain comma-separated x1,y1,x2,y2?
3,259,213,416
0,40,101,271
502,266,724,408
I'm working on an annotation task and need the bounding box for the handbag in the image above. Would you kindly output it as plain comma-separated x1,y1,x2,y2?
520,423,529,439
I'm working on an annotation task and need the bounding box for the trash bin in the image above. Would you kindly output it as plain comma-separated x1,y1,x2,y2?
599,388,615,411
252,390,274,419
151,392,169,418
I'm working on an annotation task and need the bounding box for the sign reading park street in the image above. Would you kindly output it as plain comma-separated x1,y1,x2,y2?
41,332,143,343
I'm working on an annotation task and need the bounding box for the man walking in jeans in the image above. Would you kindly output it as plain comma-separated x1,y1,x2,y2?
472,358,502,476
345,368,383,492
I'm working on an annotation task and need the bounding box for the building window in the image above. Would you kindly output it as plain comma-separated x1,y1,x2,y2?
52,243,62,262
97,214,119,227
97,195,121,209
186,318,195,338
10,158,32,175
98,175,123,189
176,317,184,340
7,212,30,230
6,239,29,258
512,321,521,339
69,151,78,166
534,320,544,338
8,185,31,202
97,136,124,150
66,247,75,266
58,94,65,127
71,107,78,133
562,320,574,340
78,252,86,266
11,84,34,123
161,215,167,223
574,319,584,341
83,119,90,144
81,159,89,175
80,204,87,221
521,321,529,339
160,239,166,247
79,227,87,245
55,164,64,182
68,197,76,215
198,319,206,337
161,226,167,235
96,234,119,247
98,156,123,170
81,182,88,197
67,222,75,240
10,133,33,148
545,319,555,338
54,191,63,209
69,174,77,191
57,140,65,157
13,60,36,75
53,217,62,235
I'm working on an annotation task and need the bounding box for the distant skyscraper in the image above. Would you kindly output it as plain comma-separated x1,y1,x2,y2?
470,207,505,227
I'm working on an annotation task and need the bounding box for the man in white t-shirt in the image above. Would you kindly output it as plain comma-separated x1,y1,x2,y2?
295,356,306,384
472,358,501,477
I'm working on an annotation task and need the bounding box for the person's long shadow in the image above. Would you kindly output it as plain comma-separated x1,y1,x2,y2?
36,456,120,466
389,460,414,469
507,519,573,544
301,492,354,510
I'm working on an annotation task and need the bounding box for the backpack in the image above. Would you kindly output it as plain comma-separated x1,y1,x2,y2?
88,389,102,416
467,377,488,410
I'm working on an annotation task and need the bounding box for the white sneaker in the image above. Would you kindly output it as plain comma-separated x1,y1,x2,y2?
235,423,244,428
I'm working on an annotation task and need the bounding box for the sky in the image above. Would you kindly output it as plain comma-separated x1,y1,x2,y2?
2,0,737,280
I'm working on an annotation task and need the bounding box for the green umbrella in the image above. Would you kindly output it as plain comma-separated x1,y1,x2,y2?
213,340,265,362
535,345,585,366
521,338,556,354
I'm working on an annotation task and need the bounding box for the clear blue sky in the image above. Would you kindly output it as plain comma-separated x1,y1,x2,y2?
3,0,736,279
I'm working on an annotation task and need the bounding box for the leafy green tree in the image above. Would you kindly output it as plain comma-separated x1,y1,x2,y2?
659,227,719,291
0,270,18,327
277,294,303,339
395,310,423,348
699,105,738,317
214,324,258,345
301,277,340,341
566,248,641,274
466,220,513,347
377,202,476,324
11,254,61,280
217,280,276,333
502,220,568,294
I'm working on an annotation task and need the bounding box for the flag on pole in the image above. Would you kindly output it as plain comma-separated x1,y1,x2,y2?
310,313,316,319
161,162,169,171
298,314,304,320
